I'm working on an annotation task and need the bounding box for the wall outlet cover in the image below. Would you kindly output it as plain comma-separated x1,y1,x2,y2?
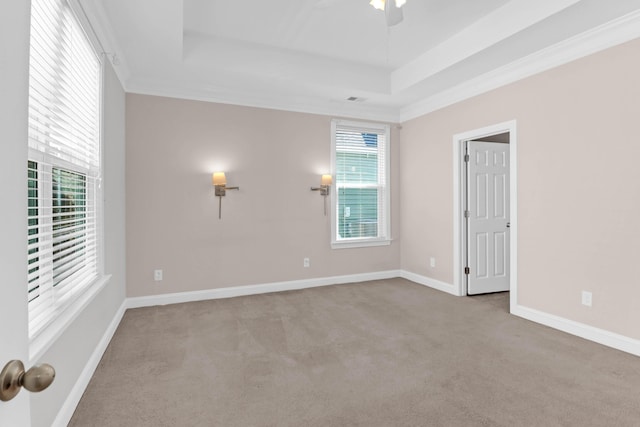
581,291,592,307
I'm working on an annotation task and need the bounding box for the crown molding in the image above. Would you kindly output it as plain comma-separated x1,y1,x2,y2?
126,6,640,125
399,9,640,122
126,80,401,123
391,0,581,94
83,2,640,125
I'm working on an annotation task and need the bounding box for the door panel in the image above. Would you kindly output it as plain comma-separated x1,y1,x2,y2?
476,233,488,278
467,140,510,295
494,232,507,276
476,174,488,218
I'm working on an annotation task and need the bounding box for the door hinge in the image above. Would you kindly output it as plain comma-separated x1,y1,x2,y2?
464,154,470,162
464,210,470,218
464,267,470,275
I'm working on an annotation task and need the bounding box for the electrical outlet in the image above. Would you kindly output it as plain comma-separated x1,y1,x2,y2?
154,269,163,281
430,257,436,268
303,258,310,268
581,290,592,307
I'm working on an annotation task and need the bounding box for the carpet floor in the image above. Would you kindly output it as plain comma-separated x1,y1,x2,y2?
69,278,640,426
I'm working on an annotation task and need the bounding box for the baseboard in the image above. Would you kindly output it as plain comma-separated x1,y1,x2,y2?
126,270,402,309
511,304,640,357
402,271,640,357
52,299,127,427
400,270,458,296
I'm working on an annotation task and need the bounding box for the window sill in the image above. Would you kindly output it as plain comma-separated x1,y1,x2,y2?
29,274,112,365
331,238,392,249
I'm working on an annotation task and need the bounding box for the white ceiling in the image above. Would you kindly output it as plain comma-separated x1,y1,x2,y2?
79,0,640,121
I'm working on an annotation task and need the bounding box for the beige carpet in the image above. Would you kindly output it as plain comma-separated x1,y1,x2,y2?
70,279,640,426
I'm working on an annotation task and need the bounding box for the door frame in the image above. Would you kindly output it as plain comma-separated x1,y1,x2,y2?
452,121,518,308
0,0,32,424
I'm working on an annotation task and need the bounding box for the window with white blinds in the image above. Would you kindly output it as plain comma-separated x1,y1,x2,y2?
27,0,102,339
331,120,390,248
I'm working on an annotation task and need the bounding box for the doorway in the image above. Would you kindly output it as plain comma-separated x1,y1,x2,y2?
452,121,518,308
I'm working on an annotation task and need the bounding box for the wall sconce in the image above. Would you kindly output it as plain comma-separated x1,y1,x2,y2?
311,174,332,215
212,172,239,219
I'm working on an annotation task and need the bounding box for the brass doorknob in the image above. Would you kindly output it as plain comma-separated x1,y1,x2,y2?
0,360,55,402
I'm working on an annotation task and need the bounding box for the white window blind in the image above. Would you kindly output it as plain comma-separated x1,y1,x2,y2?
331,120,390,248
27,0,102,338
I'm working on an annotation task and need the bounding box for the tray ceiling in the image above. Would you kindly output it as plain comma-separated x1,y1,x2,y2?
79,0,640,121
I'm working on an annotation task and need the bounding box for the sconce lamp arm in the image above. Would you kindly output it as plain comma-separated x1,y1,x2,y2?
311,185,330,198
214,185,239,197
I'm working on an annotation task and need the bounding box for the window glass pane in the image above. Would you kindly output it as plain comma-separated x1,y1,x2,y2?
338,188,378,239
52,168,87,288
336,151,378,184
28,161,40,302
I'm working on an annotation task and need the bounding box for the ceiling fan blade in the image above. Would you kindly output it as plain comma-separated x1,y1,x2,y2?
385,2,404,26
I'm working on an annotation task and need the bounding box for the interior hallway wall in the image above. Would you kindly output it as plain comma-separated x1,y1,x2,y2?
125,95,401,298
400,37,640,340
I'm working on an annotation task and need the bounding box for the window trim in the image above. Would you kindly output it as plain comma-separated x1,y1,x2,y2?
330,119,391,249
29,274,111,364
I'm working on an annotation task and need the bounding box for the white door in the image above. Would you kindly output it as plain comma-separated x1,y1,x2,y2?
467,140,510,295
0,0,33,424
0,201,31,424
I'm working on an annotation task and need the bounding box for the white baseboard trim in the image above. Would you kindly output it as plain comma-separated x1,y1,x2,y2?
52,299,127,427
126,270,402,309
401,270,640,357
400,270,458,296
511,304,640,357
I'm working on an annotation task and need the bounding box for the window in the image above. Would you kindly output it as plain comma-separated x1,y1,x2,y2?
331,120,390,248
27,0,102,339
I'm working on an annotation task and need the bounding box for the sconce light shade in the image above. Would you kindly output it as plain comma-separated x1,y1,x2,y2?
212,172,227,186
321,174,332,186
